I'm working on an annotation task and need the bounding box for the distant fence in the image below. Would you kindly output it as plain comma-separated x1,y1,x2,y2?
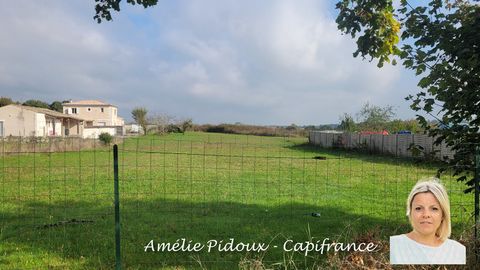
308,131,455,160
0,136,124,153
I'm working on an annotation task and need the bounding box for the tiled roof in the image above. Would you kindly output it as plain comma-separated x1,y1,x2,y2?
63,100,113,106
7,104,85,121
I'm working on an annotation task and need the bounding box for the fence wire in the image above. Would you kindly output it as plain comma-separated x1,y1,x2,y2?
0,134,477,269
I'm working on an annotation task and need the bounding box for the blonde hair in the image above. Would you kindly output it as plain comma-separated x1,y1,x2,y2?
406,177,451,241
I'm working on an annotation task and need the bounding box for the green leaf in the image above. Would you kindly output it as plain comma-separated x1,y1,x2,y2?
418,77,431,88
404,59,413,67
415,64,426,75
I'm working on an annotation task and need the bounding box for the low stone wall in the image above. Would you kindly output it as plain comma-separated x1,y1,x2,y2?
0,136,124,154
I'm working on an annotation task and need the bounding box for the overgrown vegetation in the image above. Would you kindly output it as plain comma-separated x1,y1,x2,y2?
195,123,308,137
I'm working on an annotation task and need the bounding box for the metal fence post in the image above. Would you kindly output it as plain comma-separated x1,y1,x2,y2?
114,144,121,270
475,146,479,263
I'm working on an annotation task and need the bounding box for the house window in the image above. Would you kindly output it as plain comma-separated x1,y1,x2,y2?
101,108,104,113
87,108,91,112
0,121,4,137
72,108,77,114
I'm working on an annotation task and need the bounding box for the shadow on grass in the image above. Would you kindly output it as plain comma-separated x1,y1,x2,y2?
0,198,406,270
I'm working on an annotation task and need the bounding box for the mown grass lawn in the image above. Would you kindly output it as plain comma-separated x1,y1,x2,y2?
0,132,474,269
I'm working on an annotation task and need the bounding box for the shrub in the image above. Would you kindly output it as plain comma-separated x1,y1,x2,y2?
166,124,182,133
98,132,113,145
195,124,307,137
408,143,440,162
205,125,227,133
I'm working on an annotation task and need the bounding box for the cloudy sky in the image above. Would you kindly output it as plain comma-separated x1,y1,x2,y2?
0,0,421,125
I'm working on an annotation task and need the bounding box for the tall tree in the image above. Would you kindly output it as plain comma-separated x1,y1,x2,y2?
339,113,356,132
131,107,148,135
0,97,14,107
180,118,193,134
49,101,63,113
23,99,50,109
336,0,480,192
148,113,174,134
357,102,395,131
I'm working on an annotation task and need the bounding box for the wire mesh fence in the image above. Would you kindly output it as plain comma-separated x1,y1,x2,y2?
0,133,477,269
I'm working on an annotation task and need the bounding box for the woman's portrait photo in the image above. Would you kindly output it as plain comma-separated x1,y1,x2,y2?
390,178,466,265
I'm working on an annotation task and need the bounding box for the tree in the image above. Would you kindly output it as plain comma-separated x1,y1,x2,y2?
180,119,193,134
336,0,480,192
339,113,356,132
286,124,298,131
317,124,339,131
148,113,175,135
94,0,158,23
356,102,395,131
386,119,422,134
0,97,14,107
23,99,50,109
49,101,63,112
131,107,148,135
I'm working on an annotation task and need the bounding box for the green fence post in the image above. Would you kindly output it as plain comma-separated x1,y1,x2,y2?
475,146,479,263
114,144,121,270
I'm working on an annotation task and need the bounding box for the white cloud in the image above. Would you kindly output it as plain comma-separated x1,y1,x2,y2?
80,32,110,53
0,0,419,125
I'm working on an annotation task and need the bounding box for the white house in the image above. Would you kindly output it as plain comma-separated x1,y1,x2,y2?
0,104,84,137
62,100,125,138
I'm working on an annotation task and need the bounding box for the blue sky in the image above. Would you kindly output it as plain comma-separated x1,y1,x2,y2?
0,0,422,125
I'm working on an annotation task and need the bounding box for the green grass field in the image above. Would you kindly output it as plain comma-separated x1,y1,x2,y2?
0,132,474,269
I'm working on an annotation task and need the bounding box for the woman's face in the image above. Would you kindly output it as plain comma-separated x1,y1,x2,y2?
410,192,443,238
